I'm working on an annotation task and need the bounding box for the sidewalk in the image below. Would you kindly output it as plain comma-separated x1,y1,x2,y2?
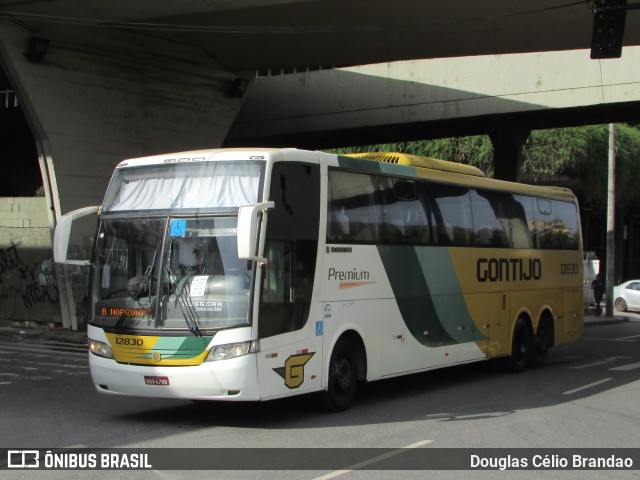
583,306,631,327
0,320,87,345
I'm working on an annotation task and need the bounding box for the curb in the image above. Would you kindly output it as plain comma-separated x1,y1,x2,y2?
0,326,87,345
584,316,631,327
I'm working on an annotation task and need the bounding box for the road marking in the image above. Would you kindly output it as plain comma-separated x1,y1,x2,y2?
311,440,433,480
570,357,628,369
609,362,640,371
562,378,612,395
614,334,640,342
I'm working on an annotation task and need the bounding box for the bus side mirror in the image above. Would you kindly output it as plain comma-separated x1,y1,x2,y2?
53,206,100,265
237,201,274,263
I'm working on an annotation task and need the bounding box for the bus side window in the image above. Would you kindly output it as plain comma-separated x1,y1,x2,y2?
327,170,379,244
513,195,537,248
470,189,509,247
428,183,473,247
536,199,579,250
501,196,534,249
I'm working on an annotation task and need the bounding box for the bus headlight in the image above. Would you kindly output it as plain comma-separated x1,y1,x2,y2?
206,341,259,362
89,339,113,359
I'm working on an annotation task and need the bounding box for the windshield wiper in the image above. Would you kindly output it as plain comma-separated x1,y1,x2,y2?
114,238,160,332
165,266,203,337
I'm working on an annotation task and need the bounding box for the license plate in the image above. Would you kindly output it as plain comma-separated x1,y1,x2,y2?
144,376,170,386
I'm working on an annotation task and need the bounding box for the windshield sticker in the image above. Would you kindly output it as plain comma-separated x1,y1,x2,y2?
170,220,187,237
189,276,208,297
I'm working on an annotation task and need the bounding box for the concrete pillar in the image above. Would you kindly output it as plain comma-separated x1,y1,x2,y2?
487,117,532,182
0,20,247,328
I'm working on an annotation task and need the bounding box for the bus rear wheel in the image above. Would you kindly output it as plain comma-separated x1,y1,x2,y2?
529,322,550,368
500,317,531,373
317,338,357,412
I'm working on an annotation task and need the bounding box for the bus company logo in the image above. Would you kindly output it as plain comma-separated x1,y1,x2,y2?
152,351,162,362
273,352,315,389
7,450,39,469
477,257,542,283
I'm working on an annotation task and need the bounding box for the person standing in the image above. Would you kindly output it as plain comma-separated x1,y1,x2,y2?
591,273,605,317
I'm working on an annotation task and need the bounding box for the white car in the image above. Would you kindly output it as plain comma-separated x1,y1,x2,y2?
613,280,640,312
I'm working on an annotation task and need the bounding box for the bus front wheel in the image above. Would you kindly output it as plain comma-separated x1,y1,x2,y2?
317,338,357,412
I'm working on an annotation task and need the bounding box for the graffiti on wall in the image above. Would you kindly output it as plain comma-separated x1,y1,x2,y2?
0,241,59,320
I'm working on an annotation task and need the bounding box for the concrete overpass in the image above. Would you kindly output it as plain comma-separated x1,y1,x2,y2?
226,47,640,180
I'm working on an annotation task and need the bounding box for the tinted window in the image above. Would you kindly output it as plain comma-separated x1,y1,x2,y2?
327,170,578,251
470,190,509,247
536,199,579,250
328,170,432,245
428,183,473,246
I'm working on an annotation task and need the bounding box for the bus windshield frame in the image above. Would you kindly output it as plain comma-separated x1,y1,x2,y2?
89,159,266,334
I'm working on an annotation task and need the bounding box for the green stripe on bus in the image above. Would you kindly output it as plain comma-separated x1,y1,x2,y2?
414,248,486,344
337,155,419,177
378,246,486,347
378,246,455,347
151,336,212,358
337,155,383,172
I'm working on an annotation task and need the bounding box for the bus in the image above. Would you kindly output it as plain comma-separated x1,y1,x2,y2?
54,148,584,411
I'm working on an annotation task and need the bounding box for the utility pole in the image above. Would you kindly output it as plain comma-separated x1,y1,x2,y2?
605,123,616,317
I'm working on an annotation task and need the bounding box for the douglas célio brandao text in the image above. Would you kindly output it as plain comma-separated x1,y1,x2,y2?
470,453,634,470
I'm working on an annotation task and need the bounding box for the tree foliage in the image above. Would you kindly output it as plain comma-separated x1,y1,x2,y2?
331,124,640,212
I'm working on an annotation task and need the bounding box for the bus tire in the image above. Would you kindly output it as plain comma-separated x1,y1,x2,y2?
529,320,551,368
500,317,531,373
317,338,358,412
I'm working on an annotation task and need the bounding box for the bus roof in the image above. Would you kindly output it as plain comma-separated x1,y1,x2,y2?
114,148,304,168
343,152,485,177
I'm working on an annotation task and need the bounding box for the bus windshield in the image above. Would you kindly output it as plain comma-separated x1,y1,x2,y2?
92,216,252,333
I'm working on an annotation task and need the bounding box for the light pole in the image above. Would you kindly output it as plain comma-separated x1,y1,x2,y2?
605,123,616,317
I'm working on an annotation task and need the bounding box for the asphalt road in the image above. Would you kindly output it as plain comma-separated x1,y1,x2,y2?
1,314,639,479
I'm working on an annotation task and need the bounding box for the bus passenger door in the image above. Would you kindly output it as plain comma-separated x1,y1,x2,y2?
254,161,322,399
255,239,323,399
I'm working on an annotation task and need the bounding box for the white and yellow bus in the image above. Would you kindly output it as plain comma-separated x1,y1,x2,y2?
54,148,583,411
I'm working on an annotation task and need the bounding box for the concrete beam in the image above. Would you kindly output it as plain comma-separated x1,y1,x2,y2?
226,48,640,149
